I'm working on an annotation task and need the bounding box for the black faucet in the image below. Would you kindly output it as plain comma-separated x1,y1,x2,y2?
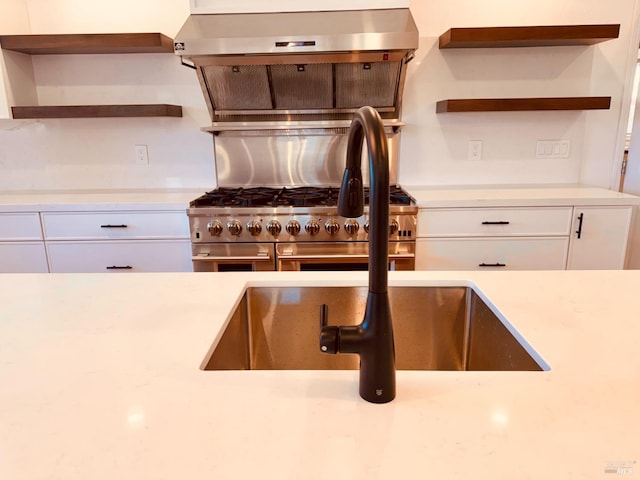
319,106,395,404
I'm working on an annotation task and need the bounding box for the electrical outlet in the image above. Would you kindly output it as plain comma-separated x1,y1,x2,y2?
135,144,149,165
536,140,570,159
468,140,482,161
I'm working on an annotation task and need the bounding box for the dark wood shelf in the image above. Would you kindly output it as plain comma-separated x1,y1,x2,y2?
435,97,612,113
11,104,183,119
0,34,182,119
0,33,174,54
439,24,620,49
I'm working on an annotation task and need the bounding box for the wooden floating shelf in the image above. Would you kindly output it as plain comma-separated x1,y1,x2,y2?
439,24,620,49
11,104,183,119
435,97,612,113
0,33,174,54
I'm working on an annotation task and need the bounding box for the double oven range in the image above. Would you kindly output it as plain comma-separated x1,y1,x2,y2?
188,185,417,272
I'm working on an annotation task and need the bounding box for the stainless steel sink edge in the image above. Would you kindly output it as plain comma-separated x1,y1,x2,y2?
198,283,251,370
468,282,551,372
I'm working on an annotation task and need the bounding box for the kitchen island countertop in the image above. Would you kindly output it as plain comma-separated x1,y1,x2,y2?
0,270,638,479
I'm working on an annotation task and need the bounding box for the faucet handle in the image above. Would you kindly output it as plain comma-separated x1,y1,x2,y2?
319,304,338,354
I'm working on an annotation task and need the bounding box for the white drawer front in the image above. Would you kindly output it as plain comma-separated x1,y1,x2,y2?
416,237,569,270
47,240,193,273
42,211,189,240
0,242,49,273
417,207,573,237
0,213,43,240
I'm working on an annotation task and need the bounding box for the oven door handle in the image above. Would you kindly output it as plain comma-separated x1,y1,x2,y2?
278,253,415,261
192,254,273,262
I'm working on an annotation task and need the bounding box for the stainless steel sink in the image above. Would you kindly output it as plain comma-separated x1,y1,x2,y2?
203,286,547,371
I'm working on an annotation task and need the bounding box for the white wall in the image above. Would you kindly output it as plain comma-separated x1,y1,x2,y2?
399,0,639,187
0,0,216,191
0,0,638,191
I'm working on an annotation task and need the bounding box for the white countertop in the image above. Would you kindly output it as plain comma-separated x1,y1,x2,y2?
0,270,638,479
0,188,205,212
0,185,637,213
406,184,640,207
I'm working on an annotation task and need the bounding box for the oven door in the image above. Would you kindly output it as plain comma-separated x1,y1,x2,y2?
276,242,415,271
192,243,276,272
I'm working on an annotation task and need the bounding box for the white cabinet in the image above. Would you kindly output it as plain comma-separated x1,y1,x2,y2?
0,212,48,272
415,204,634,271
42,210,193,273
417,237,568,270
42,211,189,240
567,206,633,269
417,207,573,237
0,243,49,273
415,207,572,271
47,240,192,273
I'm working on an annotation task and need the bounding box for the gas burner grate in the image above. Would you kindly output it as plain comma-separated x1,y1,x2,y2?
190,185,413,208
363,185,412,206
278,186,339,207
233,187,282,207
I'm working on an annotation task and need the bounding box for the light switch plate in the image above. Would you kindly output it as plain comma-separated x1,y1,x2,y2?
536,140,570,159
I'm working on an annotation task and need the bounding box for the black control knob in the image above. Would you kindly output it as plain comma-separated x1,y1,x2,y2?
246,220,262,236
363,221,370,234
207,221,223,236
344,219,360,235
227,220,242,236
286,220,301,236
325,220,340,236
305,220,320,236
266,220,282,236
389,220,399,236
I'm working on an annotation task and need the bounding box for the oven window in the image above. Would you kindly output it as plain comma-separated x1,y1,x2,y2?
217,264,254,272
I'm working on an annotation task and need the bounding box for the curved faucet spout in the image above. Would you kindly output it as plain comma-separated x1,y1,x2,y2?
322,106,396,403
338,106,390,295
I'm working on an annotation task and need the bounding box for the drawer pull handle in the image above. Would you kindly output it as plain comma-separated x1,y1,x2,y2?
478,262,506,268
101,224,128,228
481,221,510,225
575,213,584,239
106,265,133,270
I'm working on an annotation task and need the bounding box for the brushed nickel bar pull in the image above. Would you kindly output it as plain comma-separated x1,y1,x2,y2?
278,253,414,261
191,255,272,262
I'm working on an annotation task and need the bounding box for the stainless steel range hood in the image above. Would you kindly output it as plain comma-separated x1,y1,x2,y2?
174,8,418,134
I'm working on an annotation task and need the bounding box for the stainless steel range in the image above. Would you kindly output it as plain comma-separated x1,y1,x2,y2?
188,185,417,271
175,8,419,271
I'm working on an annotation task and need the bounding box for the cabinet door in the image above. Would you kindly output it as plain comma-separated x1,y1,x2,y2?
0,242,49,273
47,240,193,273
0,212,43,240
567,206,632,269
415,237,569,271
